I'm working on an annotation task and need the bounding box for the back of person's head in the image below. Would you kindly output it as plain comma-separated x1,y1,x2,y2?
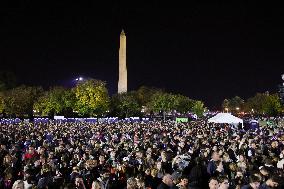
12,180,24,189
41,164,51,175
265,158,273,165
194,157,201,165
260,166,270,176
136,178,145,189
228,163,237,172
91,181,102,189
127,177,137,189
249,174,261,183
72,166,79,173
99,167,110,178
150,168,158,177
162,174,173,186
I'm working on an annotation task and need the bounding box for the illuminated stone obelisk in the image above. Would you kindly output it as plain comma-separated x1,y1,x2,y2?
118,29,127,93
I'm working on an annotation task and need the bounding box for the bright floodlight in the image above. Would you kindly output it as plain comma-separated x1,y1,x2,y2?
75,77,83,81
282,74,284,81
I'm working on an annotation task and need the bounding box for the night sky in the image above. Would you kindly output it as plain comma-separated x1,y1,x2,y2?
1,2,284,109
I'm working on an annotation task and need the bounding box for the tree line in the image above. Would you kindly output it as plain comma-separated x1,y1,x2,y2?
0,78,205,118
0,70,282,118
222,93,283,116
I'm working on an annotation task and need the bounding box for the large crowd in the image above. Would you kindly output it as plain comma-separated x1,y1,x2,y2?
0,118,284,189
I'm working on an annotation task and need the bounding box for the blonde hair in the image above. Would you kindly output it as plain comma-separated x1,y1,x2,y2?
229,163,237,171
12,180,24,189
151,168,158,177
127,177,137,189
92,181,102,189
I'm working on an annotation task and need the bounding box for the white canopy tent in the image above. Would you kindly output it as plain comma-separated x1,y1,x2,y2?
208,113,243,125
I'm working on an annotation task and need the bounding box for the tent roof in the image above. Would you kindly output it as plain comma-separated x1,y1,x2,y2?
208,113,243,124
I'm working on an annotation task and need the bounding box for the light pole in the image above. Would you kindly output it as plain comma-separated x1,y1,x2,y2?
279,74,284,104
236,107,240,114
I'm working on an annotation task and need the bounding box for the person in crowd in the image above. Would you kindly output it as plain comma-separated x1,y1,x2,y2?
126,177,137,189
217,176,230,189
74,176,86,189
209,177,219,189
0,118,283,189
91,180,102,189
259,175,280,189
148,168,161,189
231,169,248,189
174,175,188,189
157,174,173,189
207,151,221,176
12,180,24,189
241,174,261,189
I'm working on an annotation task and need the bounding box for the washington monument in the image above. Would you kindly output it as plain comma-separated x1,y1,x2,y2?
118,29,127,93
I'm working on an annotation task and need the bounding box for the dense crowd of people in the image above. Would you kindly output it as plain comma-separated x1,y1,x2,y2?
0,118,284,189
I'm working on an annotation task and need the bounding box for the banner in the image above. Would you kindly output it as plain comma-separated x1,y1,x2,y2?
176,117,188,123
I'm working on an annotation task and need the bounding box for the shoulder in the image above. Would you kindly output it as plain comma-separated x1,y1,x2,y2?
259,183,269,189
241,185,252,189
157,182,167,189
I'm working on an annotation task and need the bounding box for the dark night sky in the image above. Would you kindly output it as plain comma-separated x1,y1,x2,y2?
1,1,284,109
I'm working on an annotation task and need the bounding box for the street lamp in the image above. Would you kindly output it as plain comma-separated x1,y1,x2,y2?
236,107,240,112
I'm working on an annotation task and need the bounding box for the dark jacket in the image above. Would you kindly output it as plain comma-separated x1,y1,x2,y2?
146,176,161,189
241,184,253,189
207,160,217,176
157,182,171,189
